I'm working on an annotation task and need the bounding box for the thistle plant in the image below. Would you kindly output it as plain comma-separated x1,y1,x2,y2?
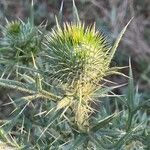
0,1,149,149
43,17,133,131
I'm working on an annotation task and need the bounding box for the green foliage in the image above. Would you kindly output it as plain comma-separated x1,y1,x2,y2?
1,20,41,58
0,1,149,150
0,19,43,79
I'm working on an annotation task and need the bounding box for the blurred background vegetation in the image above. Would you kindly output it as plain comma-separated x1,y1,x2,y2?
0,0,149,118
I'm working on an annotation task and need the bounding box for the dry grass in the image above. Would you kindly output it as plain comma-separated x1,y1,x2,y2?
87,0,150,61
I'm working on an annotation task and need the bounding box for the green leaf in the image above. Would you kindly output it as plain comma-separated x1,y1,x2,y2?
37,110,62,141
58,0,64,25
0,79,61,101
30,0,34,26
0,129,17,149
115,124,142,149
90,135,114,149
70,134,87,150
126,59,135,131
105,66,129,78
0,79,36,94
72,0,80,23
94,84,126,97
127,58,134,109
91,124,141,150
14,95,42,105
133,99,150,113
89,135,103,149
0,47,13,52
91,112,119,132
108,18,133,64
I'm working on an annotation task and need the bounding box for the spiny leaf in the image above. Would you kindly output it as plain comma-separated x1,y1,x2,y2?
0,79,36,94
91,112,119,132
0,129,17,149
127,58,134,109
72,0,80,23
115,124,142,149
0,79,61,101
133,99,150,113
70,134,87,150
58,0,64,25
108,18,133,64
15,94,43,103
94,84,126,97
40,90,61,101
89,135,114,149
30,0,34,26
37,110,63,141
56,97,72,110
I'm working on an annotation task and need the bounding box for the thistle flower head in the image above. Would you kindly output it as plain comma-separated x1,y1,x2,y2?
46,22,111,86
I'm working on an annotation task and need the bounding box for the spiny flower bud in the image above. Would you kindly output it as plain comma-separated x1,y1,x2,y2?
45,23,110,86
1,20,42,64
